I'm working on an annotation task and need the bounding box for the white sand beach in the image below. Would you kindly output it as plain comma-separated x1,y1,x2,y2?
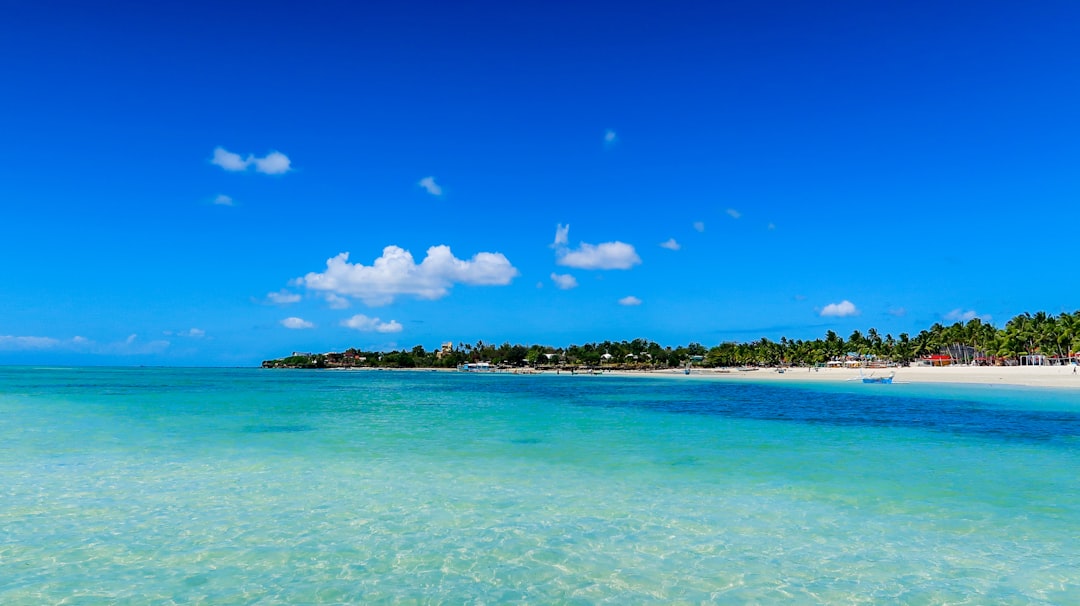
606,364,1080,389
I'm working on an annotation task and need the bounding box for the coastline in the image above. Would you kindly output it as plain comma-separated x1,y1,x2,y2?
597,364,1080,389
327,363,1080,389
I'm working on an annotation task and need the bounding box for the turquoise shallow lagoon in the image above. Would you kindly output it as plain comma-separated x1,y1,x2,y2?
2,367,1078,603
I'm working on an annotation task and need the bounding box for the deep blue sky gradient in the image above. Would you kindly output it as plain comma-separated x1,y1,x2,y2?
2,0,1078,365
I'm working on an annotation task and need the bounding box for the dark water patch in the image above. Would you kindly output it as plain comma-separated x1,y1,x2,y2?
510,438,543,445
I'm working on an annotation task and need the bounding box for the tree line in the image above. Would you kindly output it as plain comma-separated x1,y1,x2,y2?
262,310,1080,369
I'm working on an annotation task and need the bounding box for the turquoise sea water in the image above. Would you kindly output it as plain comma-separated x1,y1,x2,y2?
1,367,1078,604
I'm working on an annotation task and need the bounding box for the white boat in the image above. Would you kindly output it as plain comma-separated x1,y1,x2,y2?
458,362,493,372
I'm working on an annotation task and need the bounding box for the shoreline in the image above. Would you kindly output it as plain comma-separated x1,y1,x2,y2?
596,365,1080,389
327,364,1080,389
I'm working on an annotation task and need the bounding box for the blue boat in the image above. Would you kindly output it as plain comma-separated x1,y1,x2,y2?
861,371,895,384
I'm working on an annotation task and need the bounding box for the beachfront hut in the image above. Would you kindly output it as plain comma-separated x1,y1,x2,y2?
1020,354,1048,366
924,354,952,367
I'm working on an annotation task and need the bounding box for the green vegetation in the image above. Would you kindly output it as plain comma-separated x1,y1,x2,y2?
262,310,1080,369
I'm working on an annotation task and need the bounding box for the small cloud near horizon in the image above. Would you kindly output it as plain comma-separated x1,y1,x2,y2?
281,317,314,329
659,238,680,251
888,307,907,317
726,208,741,219
418,176,443,196
213,194,234,206
342,314,403,334
618,296,642,306
944,308,991,323
820,300,859,318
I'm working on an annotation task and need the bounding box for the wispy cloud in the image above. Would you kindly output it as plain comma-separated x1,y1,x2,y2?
297,245,519,306
342,314,403,333
659,238,681,251
211,147,292,175
552,225,641,270
726,208,741,219
267,290,301,305
281,317,314,329
888,307,907,317
552,223,570,248
325,293,350,309
0,334,168,354
178,328,205,338
213,194,234,206
944,309,990,322
820,300,859,318
767,222,776,230
693,221,705,233
603,129,617,146
550,273,578,290
618,296,642,306
418,176,443,196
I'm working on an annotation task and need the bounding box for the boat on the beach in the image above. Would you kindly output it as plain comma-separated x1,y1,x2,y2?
458,362,494,372
861,371,895,384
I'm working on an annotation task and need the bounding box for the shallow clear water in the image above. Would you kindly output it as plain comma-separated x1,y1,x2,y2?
1,367,1078,603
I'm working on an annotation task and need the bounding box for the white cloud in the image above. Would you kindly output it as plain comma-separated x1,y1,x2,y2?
659,238,680,251
418,176,443,196
211,147,250,171
557,241,641,270
281,317,314,329
888,307,907,317
693,221,705,232
944,309,990,323
552,225,640,270
211,147,291,175
552,223,570,247
820,300,860,318
550,273,578,290
252,151,291,175
267,290,302,304
618,296,642,306
179,328,205,338
213,194,234,206
0,335,63,350
0,334,168,354
342,314,403,333
299,245,519,306
324,293,350,309
726,208,741,219
604,129,617,146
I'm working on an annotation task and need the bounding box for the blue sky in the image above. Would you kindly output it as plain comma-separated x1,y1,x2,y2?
2,0,1078,366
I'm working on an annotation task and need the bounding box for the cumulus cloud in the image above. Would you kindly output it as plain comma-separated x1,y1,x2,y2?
820,300,860,318
267,290,302,304
944,309,990,322
618,296,642,306
342,314,403,333
418,176,443,196
213,194,234,206
0,335,63,350
552,224,641,270
211,147,249,171
693,221,705,232
558,242,641,270
659,238,680,251
726,208,741,219
550,273,578,290
281,317,314,329
211,147,292,175
298,245,519,306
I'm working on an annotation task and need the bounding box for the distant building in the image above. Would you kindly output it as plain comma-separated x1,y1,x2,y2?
436,342,454,359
